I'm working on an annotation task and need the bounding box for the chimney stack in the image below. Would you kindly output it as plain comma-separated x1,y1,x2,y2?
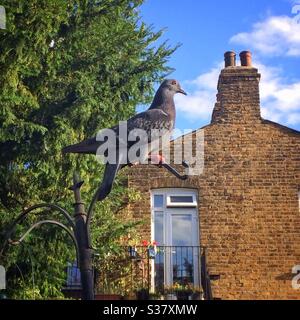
224,51,236,68
212,51,261,124
240,51,252,67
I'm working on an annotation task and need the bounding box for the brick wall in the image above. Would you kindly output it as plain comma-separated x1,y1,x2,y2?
127,58,300,300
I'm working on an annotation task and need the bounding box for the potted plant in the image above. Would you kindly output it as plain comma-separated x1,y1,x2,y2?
141,240,159,259
149,288,165,300
190,287,204,300
163,285,177,300
172,282,193,300
149,292,164,300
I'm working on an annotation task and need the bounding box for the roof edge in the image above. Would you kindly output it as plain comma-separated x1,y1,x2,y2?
262,119,300,136
171,119,300,143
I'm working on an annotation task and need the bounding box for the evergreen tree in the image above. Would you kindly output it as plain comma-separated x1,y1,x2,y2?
0,0,176,298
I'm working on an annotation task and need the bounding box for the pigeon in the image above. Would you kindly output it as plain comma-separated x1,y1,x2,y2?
62,79,187,201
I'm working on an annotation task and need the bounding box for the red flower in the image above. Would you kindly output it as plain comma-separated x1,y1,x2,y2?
142,240,149,247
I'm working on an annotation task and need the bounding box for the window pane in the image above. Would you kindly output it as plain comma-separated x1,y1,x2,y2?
171,215,194,286
172,247,194,286
154,195,164,208
154,211,163,245
154,212,164,291
66,262,81,287
171,214,193,246
170,196,193,203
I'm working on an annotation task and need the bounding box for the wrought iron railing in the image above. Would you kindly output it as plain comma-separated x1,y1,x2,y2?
150,246,202,294
64,246,213,300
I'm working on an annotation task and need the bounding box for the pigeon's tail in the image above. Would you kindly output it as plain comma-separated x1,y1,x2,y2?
97,163,120,201
96,151,126,201
62,138,100,155
62,143,91,155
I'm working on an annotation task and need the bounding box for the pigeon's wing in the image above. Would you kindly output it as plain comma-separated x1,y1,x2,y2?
62,109,171,155
123,108,173,148
127,108,173,133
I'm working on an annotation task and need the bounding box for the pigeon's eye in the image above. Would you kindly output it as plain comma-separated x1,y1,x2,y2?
172,80,177,85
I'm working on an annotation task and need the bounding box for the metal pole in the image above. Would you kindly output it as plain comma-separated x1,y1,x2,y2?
71,172,94,300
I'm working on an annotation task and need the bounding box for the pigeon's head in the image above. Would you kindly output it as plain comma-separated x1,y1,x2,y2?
161,79,187,96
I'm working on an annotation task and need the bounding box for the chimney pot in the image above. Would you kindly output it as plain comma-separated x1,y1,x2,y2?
240,51,252,67
224,51,236,68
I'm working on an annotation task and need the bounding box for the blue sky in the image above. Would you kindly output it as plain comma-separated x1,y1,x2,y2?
139,0,300,132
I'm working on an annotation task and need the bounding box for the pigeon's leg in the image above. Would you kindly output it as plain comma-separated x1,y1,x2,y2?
148,154,166,165
128,162,140,167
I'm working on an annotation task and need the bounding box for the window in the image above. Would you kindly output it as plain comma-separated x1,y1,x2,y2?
166,194,197,208
151,189,200,291
154,195,164,208
66,262,81,288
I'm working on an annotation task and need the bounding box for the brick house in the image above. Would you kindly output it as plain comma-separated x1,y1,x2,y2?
127,51,300,300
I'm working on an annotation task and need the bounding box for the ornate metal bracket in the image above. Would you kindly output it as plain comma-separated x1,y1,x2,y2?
160,160,189,180
1,157,191,300
1,175,94,300
0,204,76,259
7,219,79,264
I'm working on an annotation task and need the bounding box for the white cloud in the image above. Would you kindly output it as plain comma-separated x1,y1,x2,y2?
175,65,220,122
175,12,300,129
230,15,300,57
175,61,300,128
257,61,300,125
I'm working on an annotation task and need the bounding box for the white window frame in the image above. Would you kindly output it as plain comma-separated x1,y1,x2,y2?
150,188,200,291
166,194,197,208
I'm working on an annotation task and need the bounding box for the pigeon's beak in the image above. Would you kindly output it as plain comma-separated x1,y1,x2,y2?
178,87,187,96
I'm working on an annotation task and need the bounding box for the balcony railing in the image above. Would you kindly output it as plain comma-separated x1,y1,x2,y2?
64,246,213,300
149,246,202,294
